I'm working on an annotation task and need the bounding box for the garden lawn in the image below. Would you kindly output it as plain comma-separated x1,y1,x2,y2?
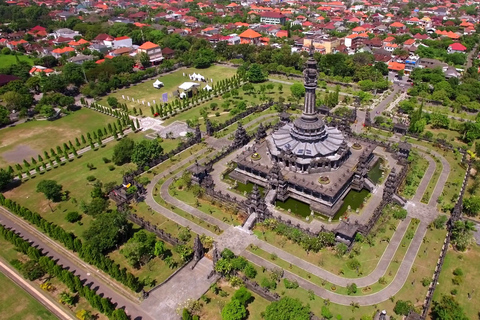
398,149,429,199
240,226,445,320
405,137,466,212
3,133,146,237
160,81,290,129
196,279,270,320
0,238,105,320
0,272,58,320
421,155,443,204
108,245,180,291
0,54,33,67
432,245,480,320
252,212,400,279
98,65,237,110
0,108,115,168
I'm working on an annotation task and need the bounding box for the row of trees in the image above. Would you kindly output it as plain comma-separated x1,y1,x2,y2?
0,194,142,291
0,224,130,320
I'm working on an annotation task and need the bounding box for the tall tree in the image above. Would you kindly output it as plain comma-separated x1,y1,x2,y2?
36,180,63,202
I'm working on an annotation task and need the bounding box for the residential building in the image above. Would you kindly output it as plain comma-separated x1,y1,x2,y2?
137,41,163,63
260,12,286,25
239,29,262,45
104,36,133,49
448,43,467,54
51,46,75,58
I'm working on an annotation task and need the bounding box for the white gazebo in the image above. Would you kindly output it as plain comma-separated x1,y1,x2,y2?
153,79,164,88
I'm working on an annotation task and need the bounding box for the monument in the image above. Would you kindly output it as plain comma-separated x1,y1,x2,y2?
231,44,376,217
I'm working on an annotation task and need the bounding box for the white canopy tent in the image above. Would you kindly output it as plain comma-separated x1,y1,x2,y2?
153,79,164,88
178,82,200,91
203,85,212,91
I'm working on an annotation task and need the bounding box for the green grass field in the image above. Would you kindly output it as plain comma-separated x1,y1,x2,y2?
98,65,237,109
0,272,57,320
433,245,480,319
0,108,115,168
197,281,270,320
0,54,33,68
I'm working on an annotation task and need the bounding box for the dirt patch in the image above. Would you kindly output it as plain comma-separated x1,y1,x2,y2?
2,145,39,164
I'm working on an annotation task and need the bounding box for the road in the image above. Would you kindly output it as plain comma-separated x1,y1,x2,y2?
0,259,74,320
0,207,152,320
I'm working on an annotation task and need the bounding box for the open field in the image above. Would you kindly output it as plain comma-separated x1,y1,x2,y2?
433,245,480,319
197,279,270,320
0,237,104,320
3,132,148,236
0,272,58,320
0,53,34,67
0,108,115,168
98,65,237,109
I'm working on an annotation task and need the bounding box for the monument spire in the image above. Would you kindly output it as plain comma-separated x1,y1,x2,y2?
302,43,318,121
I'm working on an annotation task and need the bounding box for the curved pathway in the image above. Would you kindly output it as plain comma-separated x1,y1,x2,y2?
148,137,448,307
143,113,454,307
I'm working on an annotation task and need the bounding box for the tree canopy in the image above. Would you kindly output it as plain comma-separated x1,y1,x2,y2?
264,297,310,320
36,180,63,202
83,211,131,253
431,295,468,320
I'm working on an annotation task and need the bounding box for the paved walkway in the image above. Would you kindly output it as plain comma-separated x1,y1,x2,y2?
370,87,400,121
412,152,436,203
141,258,218,320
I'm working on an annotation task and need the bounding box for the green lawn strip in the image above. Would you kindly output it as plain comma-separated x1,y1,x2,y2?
0,237,104,320
171,188,243,227
421,155,443,204
423,105,476,121
0,108,116,168
432,245,480,319
4,135,145,237
243,258,377,319
0,53,33,67
253,217,399,279
398,150,429,199
214,108,278,139
247,219,417,296
404,137,466,211
0,272,58,320
162,84,285,132
152,151,223,235
197,280,271,320
107,246,180,291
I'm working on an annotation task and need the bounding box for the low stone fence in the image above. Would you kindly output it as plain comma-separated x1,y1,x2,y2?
240,276,280,302
146,259,192,295
128,213,183,246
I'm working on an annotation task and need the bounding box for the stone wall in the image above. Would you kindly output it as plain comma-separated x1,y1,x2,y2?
128,213,183,246
240,276,280,302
